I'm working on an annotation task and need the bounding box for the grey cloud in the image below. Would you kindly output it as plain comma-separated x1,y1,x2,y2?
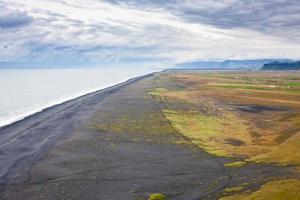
177,1,300,28
105,0,177,8
0,6,33,28
1,0,299,66
106,0,300,41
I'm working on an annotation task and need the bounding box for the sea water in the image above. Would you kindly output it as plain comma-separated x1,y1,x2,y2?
0,68,152,127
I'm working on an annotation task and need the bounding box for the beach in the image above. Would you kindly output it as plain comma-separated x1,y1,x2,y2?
0,73,152,184
0,71,296,200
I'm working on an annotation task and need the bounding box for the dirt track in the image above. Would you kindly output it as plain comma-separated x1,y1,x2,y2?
0,72,293,200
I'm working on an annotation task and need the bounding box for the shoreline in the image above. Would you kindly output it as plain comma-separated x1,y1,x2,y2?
0,72,155,185
0,72,155,131
1,70,295,200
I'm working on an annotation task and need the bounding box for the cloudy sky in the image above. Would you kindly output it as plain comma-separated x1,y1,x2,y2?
0,0,300,68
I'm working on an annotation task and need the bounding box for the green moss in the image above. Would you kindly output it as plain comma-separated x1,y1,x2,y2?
224,186,245,193
220,179,300,200
148,193,166,200
199,145,228,157
148,88,168,96
163,109,177,114
163,109,222,139
211,83,271,91
94,124,124,133
162,109,249,157
224,161,247,167
90,109,175,143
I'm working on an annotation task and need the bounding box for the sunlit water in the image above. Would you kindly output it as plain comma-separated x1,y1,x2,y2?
0,68,153,127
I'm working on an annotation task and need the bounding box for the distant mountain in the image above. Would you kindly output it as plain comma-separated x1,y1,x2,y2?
261,61,300,70
172,59,289,70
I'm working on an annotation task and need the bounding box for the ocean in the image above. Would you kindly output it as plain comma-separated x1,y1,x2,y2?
0,68,152,127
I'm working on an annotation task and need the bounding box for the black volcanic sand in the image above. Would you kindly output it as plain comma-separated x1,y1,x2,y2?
0,73,295,200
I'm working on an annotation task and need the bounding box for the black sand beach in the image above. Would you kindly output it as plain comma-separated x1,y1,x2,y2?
0,72,294,200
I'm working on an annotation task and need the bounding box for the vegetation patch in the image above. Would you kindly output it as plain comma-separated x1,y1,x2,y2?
219,179,300,200
223,186,245,193
148,72,300,200
91,112,175,136
209,83,272,91
224,161,247,168
150,72,300,170
162,109,251,157
148,88,168,96
148,193,166,200
251,132,300,171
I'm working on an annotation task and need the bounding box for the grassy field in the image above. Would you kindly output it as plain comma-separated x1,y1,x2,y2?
220,179,300,200
149,71,300,199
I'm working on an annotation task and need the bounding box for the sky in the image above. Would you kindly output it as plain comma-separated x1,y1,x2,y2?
0,0,300,68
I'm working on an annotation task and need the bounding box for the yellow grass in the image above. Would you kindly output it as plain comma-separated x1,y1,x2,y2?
224,161,247,167
220,179,300,200
149,72,300,168
251,132,300,171
149,72,300,200
163,109,252,157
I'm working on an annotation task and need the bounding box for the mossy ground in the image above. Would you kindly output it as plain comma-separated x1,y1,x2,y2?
148,71,300,200
149,72,300,163
220,179,300,200
87,71,300,200
223,186,245,193
148,193,166,200
162,109,250,157
224,161,247,168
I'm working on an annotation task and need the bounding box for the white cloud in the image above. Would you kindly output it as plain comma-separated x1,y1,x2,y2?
0,0,299,67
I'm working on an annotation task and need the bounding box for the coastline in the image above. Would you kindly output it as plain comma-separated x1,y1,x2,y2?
0,72,155,185
0,72,155,130
1,70,296,200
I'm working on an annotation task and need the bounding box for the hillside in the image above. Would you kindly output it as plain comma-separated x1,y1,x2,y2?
173,59,287,70
261,61,300,70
